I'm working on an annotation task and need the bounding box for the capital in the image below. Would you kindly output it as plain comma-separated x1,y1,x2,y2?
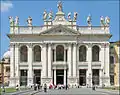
10,43,15,48
15,43,19,47
28,43,33,48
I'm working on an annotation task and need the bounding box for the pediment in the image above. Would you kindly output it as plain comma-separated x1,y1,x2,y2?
40,24,80,35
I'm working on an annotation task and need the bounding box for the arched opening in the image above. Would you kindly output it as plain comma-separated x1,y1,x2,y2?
33,45,41,62
92,45,100,61
79,45,87,62
20,45,28,62
56,45,64,61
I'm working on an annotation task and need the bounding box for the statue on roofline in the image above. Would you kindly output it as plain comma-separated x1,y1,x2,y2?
105,16,110,26
57,1,62,12
68,12,71,21
48,10,53,20
73,12,78,21
27,16,32,26
100,16,105,26
9,16,14,26
43,9,48,20
15,16,19,27
87,14,92,26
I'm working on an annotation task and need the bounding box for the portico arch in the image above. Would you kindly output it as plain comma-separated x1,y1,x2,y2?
56,45,64,61
20,45,28,62
33,45,41,62
92,45,100,61
79,45,87,62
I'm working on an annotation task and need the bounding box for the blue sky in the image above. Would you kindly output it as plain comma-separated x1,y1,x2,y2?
0,0,119,59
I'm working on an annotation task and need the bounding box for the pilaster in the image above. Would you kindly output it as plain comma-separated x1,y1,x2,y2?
41,43,48,85
54,69,56,85
15,43,19,86
27,43,33,87
48,43,52,78
73,43,77,77
68,43,72,78
64,69,66,86
104,43,110,86
86,43,92,87
9,43,15,87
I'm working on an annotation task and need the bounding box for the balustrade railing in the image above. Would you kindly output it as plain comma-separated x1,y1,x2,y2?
10,25,109,34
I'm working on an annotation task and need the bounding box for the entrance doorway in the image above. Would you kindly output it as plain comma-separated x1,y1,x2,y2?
56,70,64,85
92,69,99,85
79,69,86,86
34,70,41,85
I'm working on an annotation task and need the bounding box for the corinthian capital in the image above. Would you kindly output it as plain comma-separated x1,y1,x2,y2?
10,43,15,48
28,43,33,48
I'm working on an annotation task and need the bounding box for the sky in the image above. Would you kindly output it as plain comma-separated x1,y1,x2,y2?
0,0,119,59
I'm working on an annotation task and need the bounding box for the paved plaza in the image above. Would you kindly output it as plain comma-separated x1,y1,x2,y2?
34,88,119,95
3,87,119,95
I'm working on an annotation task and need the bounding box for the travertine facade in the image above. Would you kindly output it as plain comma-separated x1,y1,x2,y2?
8,2,111,87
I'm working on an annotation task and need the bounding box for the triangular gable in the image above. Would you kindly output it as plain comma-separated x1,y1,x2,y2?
40,24,80,35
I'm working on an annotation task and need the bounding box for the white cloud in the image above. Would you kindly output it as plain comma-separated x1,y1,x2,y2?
1,1,13,12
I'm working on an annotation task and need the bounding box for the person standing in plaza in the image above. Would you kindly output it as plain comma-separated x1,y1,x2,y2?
44,83,47,92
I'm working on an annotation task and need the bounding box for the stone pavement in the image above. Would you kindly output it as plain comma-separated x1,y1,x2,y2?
1,87,119,95
96,88,119,95
34,88,119,95
1,89,36,95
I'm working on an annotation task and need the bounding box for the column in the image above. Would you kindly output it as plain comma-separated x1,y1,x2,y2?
73,43,77,77
54,49,56,62
99,69,103,87
64,69,66,86
54,69,56,85
87,43,92,87
48,43,52,78
100,44,105,87
42,43,47,77
9,43,15,87
64,48,66,62
15,43,19,85
28,43,33,87
68,43,72,77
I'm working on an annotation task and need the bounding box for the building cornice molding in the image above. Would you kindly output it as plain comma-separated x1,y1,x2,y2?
7,33,112,39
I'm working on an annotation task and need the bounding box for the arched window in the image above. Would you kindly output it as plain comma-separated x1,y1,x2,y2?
56,45,64,61
20,45,28,62
79,45,87,62
92,45,100,61
110,56,114,64
33,45,41,62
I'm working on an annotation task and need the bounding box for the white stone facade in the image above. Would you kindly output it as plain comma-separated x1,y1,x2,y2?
8,2,111,87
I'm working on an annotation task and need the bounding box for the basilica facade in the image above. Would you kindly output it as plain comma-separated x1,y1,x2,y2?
8,2,111,87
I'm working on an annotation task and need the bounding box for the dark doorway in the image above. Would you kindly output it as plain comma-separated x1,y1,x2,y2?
92,69,99,85
56,70,64,85
20,70,27,86
34,70,41,85
79,69,86,86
